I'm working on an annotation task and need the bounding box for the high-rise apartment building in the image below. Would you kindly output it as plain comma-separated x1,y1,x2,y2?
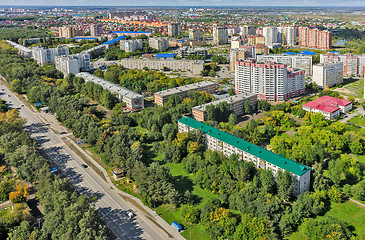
256,54,313,76
59,26,75,38
55,53,91,76
189,29,202,40
282,26,297,46
32,46,69,65
320,52,365,76
213,25,229,45
149,37,169,51
313,62,343,88
90,24,103,37
168,23,182,37
240,25,256,36
298,27,332,50
235,60,305,101
262,26,283,48
120,39,143,52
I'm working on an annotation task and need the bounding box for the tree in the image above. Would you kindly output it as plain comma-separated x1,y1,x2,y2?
258,100,271,111
244,100,252,115
228,89,235,96
233,213,276,240
10,79,22,93
304,216,352,240
9,184,29,204
8,220,38,240
277,170,294,201
161,124,177,142
228,113,237,125
181,204,201,224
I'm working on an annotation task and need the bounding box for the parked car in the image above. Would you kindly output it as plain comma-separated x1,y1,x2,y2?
81,164,88,168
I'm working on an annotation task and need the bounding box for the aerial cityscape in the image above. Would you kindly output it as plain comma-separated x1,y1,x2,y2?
0,3,364,240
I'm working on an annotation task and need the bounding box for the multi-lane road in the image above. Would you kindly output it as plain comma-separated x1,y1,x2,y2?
0,80,185,240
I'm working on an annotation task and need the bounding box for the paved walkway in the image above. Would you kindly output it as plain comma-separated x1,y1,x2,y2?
349,198,365,209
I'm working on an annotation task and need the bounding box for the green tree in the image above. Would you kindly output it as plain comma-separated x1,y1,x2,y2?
228,113,237,125
277,170,294,201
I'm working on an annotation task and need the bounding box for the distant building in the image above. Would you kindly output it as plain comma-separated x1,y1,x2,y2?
76,72,144,110
247,35,265,46
106,31,152,38
154,81,215,106
149,37,169,51
6,40,32,58
178,117,311,196
256,54,313,76
263,26,283,49
103,36,126,49
177,46,207,58
235,60,305,101
118,58,205,75
282,26,297,46
55,53,91,76
120,39,143,52
240,25,256,36
32,46,69,65
90,24,103,37
320,52,365,77
303,96,352,120
168,23,182,37
313,62,343,88
189,29,202,40
230,48,249,72
298,27,332,50
192,93,257,122
213,25,229,45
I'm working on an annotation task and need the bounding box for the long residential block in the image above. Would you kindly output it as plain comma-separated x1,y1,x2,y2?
154,81,215,106
6,40,33,58
178,117,311,196
192,92,257,122
76,72,144,110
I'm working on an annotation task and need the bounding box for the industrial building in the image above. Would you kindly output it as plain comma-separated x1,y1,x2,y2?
154,81,215,106
55,53,91,76
178,117,311,196
302,96,352,120
192,93,257,122
313,62,343,88
76,72,144,110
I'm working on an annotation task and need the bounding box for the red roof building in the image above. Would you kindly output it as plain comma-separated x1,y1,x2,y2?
302,96,352,120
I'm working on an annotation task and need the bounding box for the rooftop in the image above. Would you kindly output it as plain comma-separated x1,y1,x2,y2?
76,72,143,100
156,53,176,58
108,31,152,34
154,81,215,97
103,36,126,45
303,95,352,113
178,117,311,176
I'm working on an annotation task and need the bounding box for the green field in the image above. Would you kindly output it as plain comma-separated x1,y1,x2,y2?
348,114,365,127
335,78,364,99
288,201,365,240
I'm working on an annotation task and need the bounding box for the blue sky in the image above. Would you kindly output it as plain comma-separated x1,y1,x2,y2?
1,0,365,6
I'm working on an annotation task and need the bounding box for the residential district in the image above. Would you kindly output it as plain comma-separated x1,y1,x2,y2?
0,5,364,240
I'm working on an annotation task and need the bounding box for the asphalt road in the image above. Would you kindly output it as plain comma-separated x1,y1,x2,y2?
0,81,184,240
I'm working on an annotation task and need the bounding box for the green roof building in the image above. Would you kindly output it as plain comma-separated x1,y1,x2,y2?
178,116,311,195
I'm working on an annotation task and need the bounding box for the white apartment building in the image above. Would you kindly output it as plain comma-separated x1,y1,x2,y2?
6,40,32,58
120,39,143,52
189,29,202,40
313,62,343,88
263,26,283,48
32,46,69,65
178,117,311,196
168,23,182,37
149,37,169,51
235,60,305,101
76,72,144,110
55,53,91,76
282,27,297,46
177,47,207,58
240,25,256,36
257,54,313,75
90,24,103,37
213,25,229,45
320,52,365,77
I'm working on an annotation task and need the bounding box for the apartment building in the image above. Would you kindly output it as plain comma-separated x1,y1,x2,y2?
178,117,311,196
168,23,182,37
120,39,143,52
189,29,202,40
320,52,365,76
213,25,229,45
303,96,352,120
154,81,215,106
32,46,69,65
55,53,91,76
149,37,169,51
256,54,313,75
298,27,332,50
240,25,256,36
263,27,283,48
6,40,32,58
119,58,204,75
177,47,207,58
235,60,305,101
282,26,297,46
192,93,257,122
90,24,103,37
313,62,343,88
59,26,76,38
76,72,144,110
230,48,248,72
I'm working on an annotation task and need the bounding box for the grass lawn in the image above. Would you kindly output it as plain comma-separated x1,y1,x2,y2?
287,201,365,240
348,114,365,127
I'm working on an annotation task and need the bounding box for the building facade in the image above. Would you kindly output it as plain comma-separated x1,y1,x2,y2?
168,23,182,37
178,117,311,196
32,46,69,65
120,39,143,52
177,47,207,58
235,60,305,101
76,72,144,110
263,26,283,48
213,25,229,45
189,29,202,40
240,25,256,36
59,26,75,38
192,93,257,122
256,54,313,76
154,81,215,106
313,62,343,88
303,96,352,120
298,27,332,50
90,24,103,37
282,26,297,46
119,58,205,75
149,37,169,51
55,53,91,76
6,40,32,58
320,52,365,76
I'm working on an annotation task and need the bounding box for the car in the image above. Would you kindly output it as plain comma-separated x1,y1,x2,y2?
21,104,24,107
81,164,88,168
8,95,11,97
59,131,67,135
126,210,135,219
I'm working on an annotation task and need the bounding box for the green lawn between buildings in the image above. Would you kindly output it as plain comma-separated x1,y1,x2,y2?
348,114,365,127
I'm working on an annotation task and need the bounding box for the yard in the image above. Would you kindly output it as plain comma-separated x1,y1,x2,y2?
348,114,365,127
333,78,364,100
